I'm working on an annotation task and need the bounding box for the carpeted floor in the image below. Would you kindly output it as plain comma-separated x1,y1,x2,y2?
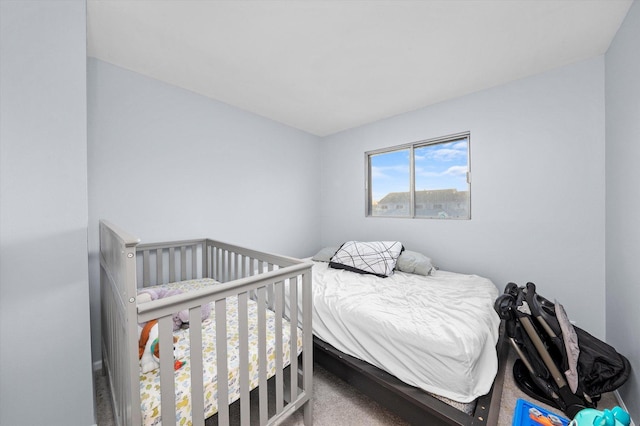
94,350,620,425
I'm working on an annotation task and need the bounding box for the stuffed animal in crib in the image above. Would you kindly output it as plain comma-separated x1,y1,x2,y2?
138,320,186,373
137,287,211,330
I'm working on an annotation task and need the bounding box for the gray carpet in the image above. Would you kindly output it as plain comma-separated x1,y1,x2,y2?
94,351,619,425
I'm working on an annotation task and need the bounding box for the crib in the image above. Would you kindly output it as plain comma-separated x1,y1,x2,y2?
99,220,313,425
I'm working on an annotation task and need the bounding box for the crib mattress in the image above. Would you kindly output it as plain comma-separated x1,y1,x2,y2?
138,279,303,426
306,261,500,403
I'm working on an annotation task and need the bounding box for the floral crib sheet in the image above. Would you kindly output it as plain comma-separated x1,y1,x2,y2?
138,279,304,426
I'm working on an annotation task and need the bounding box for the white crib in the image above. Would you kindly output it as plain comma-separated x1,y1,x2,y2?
99,220,313,425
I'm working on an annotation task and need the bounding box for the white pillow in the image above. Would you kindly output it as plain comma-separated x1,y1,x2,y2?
329,241,404,278
311,246,339,263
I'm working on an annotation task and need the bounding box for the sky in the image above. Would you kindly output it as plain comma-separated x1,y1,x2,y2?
370,139,469,203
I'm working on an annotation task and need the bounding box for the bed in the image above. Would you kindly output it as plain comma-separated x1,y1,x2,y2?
288,243,508,426
99,220,313,426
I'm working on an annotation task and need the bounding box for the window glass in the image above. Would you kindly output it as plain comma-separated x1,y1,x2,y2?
414,138,469,219
367,134,470,219
369,149,410,217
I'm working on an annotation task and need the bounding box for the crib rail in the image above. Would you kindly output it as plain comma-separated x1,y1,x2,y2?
99,221,142,426
137,238,303,287
137,239,208,286
137,264,313,426
99,220,313,426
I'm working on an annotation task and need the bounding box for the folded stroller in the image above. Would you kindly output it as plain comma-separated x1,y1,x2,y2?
495,282,631,418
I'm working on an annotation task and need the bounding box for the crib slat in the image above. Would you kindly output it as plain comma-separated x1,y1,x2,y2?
211,246,218,280
218,249,224,281
289,276,299,400
221,248,225,281
156,248,163,284
241,255,246,279
143,250,150,286
238,292,250,426
211,246,217,280
274,281,284,413
257,287,268,425
180,246,187,281
302,271,314,425
188,306,205,425
222,249,227,282
234,252,240,281
247,258,254,299
211,245,215,279
202,243,208,278
192,244,197,279
169,247,176,282
221,250,227,282
267,264,274,310
215,299,229,425
158,316,176,425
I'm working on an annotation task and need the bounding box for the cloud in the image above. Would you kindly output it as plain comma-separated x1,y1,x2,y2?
451,141,467,150
443,165,468,176
415,142,467,163
371,164,409,179
416,165,467,178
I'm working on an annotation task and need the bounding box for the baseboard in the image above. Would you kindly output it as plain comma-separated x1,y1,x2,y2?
614,390,635,426
93,360,103,373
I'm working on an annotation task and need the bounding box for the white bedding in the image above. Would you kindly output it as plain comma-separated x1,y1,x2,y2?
294,261,500,403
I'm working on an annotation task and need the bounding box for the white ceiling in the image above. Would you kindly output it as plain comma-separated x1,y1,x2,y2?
87,0,632,137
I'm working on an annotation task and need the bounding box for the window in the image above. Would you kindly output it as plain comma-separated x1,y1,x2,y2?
366,133,470,219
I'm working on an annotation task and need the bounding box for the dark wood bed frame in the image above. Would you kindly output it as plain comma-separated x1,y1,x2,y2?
313,324,509,426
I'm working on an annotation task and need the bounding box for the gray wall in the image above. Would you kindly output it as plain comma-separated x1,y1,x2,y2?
87,58,321,361
605,0,640,420
0,1,95,425
320,57,608,339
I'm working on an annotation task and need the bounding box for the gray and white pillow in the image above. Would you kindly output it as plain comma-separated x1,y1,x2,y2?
395,250,435,276
329,241,404,278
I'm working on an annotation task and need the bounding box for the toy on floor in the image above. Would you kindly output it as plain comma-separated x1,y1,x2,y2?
530,407,564,426
512,399,569,426
568,407,630,426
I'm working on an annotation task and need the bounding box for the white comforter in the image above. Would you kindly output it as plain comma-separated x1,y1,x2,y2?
302,261,500,403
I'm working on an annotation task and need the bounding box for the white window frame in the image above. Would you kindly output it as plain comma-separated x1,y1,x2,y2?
365,132,471,219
